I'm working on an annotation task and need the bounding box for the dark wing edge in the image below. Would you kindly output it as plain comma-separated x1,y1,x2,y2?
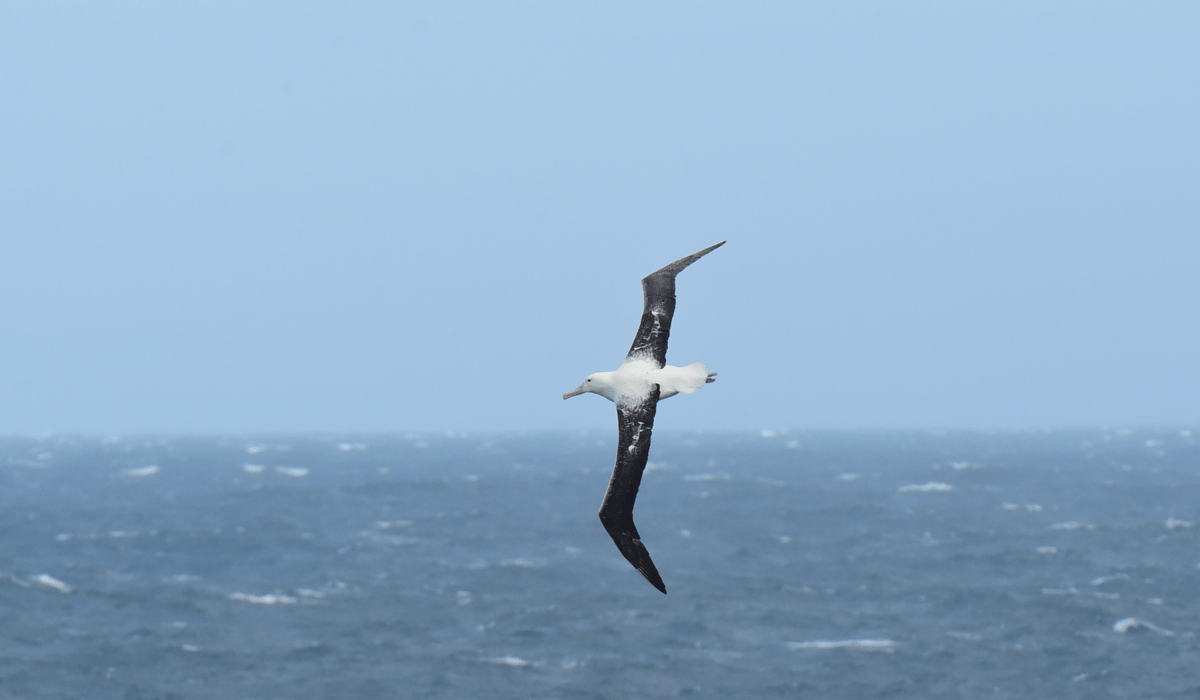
625,241,726,367
598,385,666,594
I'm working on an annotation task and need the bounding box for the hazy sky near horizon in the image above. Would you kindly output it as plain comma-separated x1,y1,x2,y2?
2,3,1197,434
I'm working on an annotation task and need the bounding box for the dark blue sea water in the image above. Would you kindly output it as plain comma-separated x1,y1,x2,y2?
2,429,1198,699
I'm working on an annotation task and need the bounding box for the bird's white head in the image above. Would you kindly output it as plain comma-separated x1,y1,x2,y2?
562,372,616,401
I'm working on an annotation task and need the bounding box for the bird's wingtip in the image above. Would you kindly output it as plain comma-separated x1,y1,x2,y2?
638,566,668,594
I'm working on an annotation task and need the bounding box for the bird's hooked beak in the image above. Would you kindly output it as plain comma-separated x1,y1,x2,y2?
562,383,586,400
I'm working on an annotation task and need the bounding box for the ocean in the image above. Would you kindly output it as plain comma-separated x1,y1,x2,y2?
1,429,1197,699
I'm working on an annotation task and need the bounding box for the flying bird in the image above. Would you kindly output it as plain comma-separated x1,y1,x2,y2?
563,241,724,594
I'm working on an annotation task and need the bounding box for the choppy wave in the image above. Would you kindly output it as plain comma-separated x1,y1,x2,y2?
2,429,1198,698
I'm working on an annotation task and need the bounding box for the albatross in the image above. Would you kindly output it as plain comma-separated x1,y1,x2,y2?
563,241,724,594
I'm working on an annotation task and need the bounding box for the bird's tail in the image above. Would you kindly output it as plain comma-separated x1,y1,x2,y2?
706,372,717,384
674,362,713,394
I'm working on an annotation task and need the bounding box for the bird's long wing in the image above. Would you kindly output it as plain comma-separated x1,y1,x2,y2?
598,385,666,594
625,241,725,368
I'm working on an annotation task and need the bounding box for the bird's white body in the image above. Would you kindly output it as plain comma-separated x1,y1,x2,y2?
564,359,711,408
562,240,724,594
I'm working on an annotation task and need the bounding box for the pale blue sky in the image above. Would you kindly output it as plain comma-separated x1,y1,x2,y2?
2,3,1197,434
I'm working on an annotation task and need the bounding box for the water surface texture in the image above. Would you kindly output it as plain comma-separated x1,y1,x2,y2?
2,430,1197,699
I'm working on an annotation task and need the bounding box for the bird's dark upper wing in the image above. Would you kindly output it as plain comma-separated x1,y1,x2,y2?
597,385,665,594
625,241,725,368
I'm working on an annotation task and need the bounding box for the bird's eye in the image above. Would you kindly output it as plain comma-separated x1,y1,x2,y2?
587,379,592,382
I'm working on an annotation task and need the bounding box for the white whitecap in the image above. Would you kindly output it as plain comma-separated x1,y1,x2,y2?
123,466,159,477
498,557,547,568
898,482,953,493
32,574,72,593
229,592,297,605
1113,617,1173,636
786,639,895,651
486,656,532,667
